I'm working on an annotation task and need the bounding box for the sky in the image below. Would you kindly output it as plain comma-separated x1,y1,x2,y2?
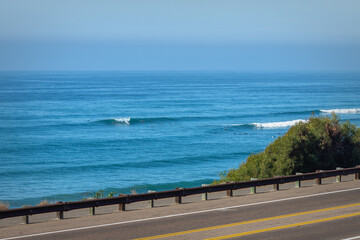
0,0,359,71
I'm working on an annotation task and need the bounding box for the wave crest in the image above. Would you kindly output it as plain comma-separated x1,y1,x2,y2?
251,119,307,128
96,117,177,125
222,119,307,129
114,117,131,124
96,118,131,125
320,108,360,114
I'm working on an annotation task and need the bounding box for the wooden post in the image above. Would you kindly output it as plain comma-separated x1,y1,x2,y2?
295,173,302,188
201,184,208,200
175,196,182,204
148,190,155,208
89,207,95,215
56,211,64,220
118,203,125,211
273,176,280,191
250,178,257,194
227,189,233,197
356,165,360,180
175,188,183,204
336,167,343,182
118,194,126,211
316,170,323,185
22,215,29,224
56,201,64,220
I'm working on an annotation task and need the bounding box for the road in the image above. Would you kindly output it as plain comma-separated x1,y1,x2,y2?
1,179,360,240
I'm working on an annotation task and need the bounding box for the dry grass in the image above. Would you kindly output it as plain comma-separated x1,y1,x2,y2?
38,199,53,206
0,202,9,211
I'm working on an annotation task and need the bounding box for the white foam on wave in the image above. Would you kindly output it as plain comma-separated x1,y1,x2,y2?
320,108,360,114
252,119,307,128
114,117,131,125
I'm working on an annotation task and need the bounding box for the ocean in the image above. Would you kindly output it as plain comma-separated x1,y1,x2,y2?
1,71,359,208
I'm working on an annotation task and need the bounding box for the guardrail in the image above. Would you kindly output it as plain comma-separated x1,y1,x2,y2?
1,166,360,224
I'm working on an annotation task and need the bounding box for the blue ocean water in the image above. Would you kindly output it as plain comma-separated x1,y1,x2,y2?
0,71,359,208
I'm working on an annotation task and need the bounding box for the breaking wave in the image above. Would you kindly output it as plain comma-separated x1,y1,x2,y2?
222,119,307,129
320,108,360,114
94,108,359,127
251,119,308,128
112,117,131,125
96,117,177,125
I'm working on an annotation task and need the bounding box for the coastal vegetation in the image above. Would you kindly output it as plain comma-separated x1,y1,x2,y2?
216,114,360,183
92,189,117,199
37,200,55,206
0,202,9,211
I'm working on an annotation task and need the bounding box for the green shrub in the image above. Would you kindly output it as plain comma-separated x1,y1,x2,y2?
216,114,360,183
92,189,117,199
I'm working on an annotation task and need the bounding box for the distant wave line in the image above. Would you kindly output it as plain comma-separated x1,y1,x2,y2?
223,119,308,129
94,110,320,126
95,117,177,125
6,108,357,129
320,108,360,114
251,119,308,128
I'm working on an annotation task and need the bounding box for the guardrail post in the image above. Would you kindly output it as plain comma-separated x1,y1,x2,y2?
22,215,29,224
316,170,323,185
89,207,95,215
250,178,257,194
273,176,280,191
118,203,125,211
295,173,303,188
56,211,64,220
356,165,360,180
202,184,208,200
118,194,126,211
336,167,343,182
148,190,155,208
175,187,183,204
56,201,64,220
227,189,233,197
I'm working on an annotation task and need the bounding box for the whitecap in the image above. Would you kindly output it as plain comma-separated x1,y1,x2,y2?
114,117,131,125
252,119,307,128
320,108,360,114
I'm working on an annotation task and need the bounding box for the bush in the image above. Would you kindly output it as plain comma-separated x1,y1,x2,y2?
0,202,9,211
92,189,117,199
216,114,360,183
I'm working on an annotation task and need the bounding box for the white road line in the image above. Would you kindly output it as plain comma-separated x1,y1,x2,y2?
343,236,360,240
1,187,360,240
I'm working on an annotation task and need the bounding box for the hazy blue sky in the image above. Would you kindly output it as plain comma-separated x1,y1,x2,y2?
0,0,359,71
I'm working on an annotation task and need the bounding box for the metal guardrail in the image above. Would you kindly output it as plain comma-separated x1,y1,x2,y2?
1,166,360,223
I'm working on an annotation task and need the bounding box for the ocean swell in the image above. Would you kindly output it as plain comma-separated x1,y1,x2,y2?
223,119,307,129
251,119,307,128
91,108,360,128
96,117,176,125
113,117,131,125
320,108,360,114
